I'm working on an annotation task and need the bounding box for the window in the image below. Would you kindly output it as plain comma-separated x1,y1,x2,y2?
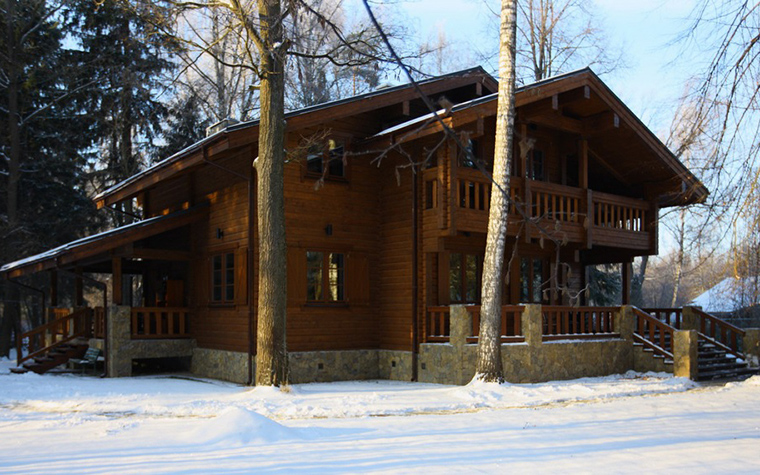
529,150,545,181
306,251,346,303
520,257,546,303
449,253,480,303
306,139,346,179
212,252,235,303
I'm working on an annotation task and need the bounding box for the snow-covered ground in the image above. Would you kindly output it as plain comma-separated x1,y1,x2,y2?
1,356,759,474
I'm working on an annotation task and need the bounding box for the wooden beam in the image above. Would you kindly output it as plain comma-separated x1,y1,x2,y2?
49,270,58,307
130,249,193,261
578,139,588,189
402,100,410,116
587,147,631,185
584,111,620,136
75,267,83,307
622,261,633,305
112,257,123,306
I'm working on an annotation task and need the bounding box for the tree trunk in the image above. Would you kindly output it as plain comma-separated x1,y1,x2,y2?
254,0,288,386
476,0,517,383
670,208,685,307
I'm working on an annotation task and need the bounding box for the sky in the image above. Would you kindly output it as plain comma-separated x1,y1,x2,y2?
393,0,702,137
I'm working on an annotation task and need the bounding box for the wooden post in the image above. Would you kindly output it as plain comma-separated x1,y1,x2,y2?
578,138,588,189
49,270,58,308
74,267,84,307
112,257,123,306
621,260,632,305
448,140,458,235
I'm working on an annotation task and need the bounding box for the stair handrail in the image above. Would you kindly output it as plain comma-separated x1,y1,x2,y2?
692,307,746,360
631,306,675,359
16,307,93,367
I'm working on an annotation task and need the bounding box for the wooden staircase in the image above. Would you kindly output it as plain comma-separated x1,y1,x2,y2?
696,340,759,381
636,307,759,382
11,307,95,375
10,338,89,374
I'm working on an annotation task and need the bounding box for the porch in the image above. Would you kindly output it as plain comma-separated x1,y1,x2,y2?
420,304,760,384
13,305,194,375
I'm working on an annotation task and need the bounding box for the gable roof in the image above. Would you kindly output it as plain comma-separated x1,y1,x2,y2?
94,67,498,209
370,68,707,206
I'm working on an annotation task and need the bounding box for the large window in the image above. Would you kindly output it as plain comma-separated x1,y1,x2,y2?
449,253,480,303
306,139,346,179
306,251,346,303
520,256,547,303
212,252,235,303
529,150,545,181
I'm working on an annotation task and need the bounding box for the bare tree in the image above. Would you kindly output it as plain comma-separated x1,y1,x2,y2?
476,0,517,383
479,0,622,82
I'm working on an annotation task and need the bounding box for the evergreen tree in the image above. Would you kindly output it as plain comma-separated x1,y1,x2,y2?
70,0,175,223
1,0,100,356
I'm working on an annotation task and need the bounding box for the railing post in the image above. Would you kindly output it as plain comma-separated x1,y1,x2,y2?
107,305,132,377
450,305,471,349
674,329,698,380
617,306,635,342
522,304,543,347
681,306,700,331
744,329,760,368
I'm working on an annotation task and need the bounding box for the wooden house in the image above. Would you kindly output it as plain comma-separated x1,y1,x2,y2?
6,67,758,383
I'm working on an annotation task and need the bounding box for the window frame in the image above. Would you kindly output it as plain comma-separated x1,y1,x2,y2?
306,250,347,305
304,137,350,182
210,250,236,305
449,252,482,304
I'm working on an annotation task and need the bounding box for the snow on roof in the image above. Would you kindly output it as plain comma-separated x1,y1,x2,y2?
0,210,194,274
689,277,760,313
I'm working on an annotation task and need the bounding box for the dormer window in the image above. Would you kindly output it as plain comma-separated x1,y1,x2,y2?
306,139,346,179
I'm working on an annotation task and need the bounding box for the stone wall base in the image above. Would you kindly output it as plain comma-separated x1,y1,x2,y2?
191,348,251,384
419,339,635,385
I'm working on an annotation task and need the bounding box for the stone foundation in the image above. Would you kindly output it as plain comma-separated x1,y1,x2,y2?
191,348,251,384
378,350,414,381
289,349,380,383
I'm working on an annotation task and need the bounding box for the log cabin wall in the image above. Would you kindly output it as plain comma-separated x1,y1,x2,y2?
284,144,381,353
189,149,252,354
377,152,414,352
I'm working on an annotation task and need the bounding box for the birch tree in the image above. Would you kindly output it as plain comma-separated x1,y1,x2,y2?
476,0,517,383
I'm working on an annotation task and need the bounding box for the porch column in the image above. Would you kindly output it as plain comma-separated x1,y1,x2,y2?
49,270,58,308
621,261,632,305
75,267,84,307
744,329,760,367
674,329,699,379
578,138,588,189
112,257,123,306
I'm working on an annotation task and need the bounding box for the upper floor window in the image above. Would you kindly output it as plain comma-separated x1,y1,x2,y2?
212,252,235,303
529,150,545,181
306,139,346,179
306,251,346,303
450,252,480,303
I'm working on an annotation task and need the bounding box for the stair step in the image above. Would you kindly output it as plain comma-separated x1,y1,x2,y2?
697,366,759,381
9,367,29,374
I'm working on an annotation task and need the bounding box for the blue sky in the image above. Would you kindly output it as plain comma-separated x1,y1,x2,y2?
394,0,701,137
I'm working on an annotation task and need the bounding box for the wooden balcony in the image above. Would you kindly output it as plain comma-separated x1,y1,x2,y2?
422,166,654,252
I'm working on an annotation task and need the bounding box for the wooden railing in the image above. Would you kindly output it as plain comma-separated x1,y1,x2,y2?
17,307,93,366
632,307,674,359
466,305,524,343
425,306,451,343
592,191,648,232
131,307,191,339
529,181,584,224
541,306,617,340
458,175,491,212
93,307,106,339
643,308,682,328
694,307,746,359
47,307,71,335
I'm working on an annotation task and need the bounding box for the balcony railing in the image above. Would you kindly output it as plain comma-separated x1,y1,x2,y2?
423,166,652,250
